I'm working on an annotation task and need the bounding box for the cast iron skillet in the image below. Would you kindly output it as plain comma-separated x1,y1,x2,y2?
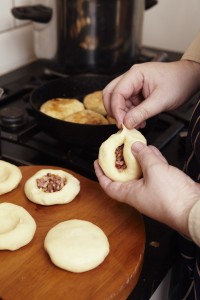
30,75,118,147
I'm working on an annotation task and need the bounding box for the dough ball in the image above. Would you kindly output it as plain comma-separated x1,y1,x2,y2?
83,90,107,116
0,202,36,251
40,98,85,120
98,125,147,182
24,169,80,206
64,109,108,125
44,219,110,273
0,160,22,195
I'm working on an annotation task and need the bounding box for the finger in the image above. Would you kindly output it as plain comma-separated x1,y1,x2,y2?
124,91,164,128
103,75,123,116
104,70,144,128
131,142,168,172
94,160,112,189
94,160,138,205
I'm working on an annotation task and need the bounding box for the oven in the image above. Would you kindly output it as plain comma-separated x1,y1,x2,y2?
0,48,199,299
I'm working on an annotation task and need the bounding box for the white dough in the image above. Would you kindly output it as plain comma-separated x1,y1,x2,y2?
98,125,147,182
0,202,36,251
44,219,110,273
0,160,22,195
24,169,80,206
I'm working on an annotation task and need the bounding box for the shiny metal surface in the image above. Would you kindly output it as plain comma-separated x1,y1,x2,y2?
12,0,146,74
51,0,145,73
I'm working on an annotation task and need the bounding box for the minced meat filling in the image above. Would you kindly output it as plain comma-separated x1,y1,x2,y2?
115,144,127,171
36,173,67,193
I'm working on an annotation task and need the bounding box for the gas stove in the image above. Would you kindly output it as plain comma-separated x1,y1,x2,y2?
0,49,198,181
0,49,200,299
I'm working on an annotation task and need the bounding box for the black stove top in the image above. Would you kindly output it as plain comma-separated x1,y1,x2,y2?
0,49,199,299
0,50,197,180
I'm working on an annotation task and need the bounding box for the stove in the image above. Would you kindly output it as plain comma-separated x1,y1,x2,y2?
1,49,198,180
0,48,199,299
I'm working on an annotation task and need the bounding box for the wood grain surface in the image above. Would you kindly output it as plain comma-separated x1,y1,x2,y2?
0,166,145,300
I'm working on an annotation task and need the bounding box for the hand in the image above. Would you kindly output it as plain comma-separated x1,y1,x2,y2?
94,142,200,237
103,60,200,129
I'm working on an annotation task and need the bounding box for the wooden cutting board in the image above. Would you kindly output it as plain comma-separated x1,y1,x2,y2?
0,166,145,300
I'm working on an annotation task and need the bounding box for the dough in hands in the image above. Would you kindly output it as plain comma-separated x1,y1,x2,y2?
44,219,110,273
24,169,80,206
0,160,22,195
98,125,147,182
0,202,36,251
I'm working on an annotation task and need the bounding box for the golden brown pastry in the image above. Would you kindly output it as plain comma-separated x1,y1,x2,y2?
64,109,109,125
98,125,147,182
40,98,84,120
107,115,116,124
83,91,107,116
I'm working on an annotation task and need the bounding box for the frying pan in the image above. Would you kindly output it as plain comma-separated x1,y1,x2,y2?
30,75,118,147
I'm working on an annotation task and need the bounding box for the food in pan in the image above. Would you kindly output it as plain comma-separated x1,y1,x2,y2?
0,202,36,251
24,169,80,206
107,115,116,124
0,160,22,195
44,219,110,273
39,90,115,125
40,98,85,120
98,125,147,182
83,90,107,116
64,109,109,125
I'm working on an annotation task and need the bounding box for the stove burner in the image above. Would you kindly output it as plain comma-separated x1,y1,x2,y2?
0,106,26,129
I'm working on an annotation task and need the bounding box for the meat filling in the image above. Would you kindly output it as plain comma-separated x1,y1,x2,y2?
115,144,127,171
36,173,67,193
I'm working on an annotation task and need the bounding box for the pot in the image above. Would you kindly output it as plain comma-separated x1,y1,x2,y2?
12,0,157,75
30,75,118,147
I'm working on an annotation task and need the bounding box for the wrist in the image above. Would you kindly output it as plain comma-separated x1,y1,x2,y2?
188,200,200,246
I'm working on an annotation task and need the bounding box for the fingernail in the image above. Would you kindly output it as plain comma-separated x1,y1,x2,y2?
132,141,145,153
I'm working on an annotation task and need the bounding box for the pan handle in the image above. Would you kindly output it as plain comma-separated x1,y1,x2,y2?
11,5,52,24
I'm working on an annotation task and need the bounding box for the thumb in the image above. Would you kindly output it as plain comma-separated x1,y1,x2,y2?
131,142,167,172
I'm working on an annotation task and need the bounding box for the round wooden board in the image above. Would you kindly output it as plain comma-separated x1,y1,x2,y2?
0,166,145,300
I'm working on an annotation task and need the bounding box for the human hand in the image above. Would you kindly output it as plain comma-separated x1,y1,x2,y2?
94,142,200,237
103,60,200,129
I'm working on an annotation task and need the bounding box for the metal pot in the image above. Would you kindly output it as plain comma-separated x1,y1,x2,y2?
12,0,157,75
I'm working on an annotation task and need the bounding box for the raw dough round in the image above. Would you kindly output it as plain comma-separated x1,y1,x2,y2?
24,169,80,206
98,125,147,182
0,202,36,251
0,160,22,195
44,219,110,273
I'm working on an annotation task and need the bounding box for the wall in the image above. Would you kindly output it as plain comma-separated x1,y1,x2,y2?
142,0,200,52
0,0,35,76
0,0,199,75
